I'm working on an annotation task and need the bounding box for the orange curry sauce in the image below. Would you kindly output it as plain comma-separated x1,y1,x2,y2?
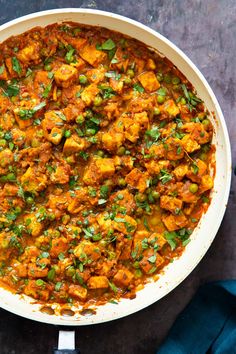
0,23,214,308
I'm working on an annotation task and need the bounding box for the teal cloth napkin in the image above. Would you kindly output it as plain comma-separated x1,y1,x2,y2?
157,281,236,354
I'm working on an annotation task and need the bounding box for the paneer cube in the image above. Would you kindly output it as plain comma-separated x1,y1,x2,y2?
87,276,109,289
63,135,90,155
199,175,214,194
181,134,200,153
160,195,183,214
114,215,137,235
113,268,134,287
42,110,64,145
17,42,40,63
21,166,47,194
11,128,26,147
0,149,14,168
24,280,49,301
161,99,180,117
97,213,113,232
173,164,189,181
101,132,124,152
96,158,115,178
50,164,70,184
67,188,88,214
138,71,160,92
28,263,48,278
125,168,149,193
54,64,78,88
133,111,149,129
50,237,68,258
0,64,8,80
79,44,107,66
74,240,101,262
165,137,184,160
83,157,115,185
187,159,207,183
81,83,99,106
34,71,51,95
139,251,164,274
24,213,44,237
162,213,188,231
68,284,87,301
148,233,167,250
86,67,105,83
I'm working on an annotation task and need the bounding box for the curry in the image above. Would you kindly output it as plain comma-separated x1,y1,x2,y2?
0,23,214,307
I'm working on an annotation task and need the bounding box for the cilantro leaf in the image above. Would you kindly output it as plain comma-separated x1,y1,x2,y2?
96,38,116,51
159,169,173,184
12,57,22,75
133,83,144,93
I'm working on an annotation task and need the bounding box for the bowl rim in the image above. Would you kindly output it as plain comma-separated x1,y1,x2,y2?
0,8,232,326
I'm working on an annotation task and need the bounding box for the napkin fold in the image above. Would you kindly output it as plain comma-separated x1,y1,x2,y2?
157,281,236,354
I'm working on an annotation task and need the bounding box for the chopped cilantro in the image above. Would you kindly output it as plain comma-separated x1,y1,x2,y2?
42,83,52,98
96,38,116,51
159,169,172,184
19,101,46,120
133,83,144,93
12,57,22,75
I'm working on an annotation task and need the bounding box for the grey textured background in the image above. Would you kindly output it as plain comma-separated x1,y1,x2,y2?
0,1,235,353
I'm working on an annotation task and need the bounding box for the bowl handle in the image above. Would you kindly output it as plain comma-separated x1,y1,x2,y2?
53,330,81,354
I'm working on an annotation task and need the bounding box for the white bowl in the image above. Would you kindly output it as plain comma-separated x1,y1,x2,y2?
0,8,231,326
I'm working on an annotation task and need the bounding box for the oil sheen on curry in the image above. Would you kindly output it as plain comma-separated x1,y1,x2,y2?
0,23,214,308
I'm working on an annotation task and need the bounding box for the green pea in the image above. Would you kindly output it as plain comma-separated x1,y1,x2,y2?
85,110,93,119
173,84,180,91
0,139,7,147
202,119,210,126
172,76,180,84
133,261,140,269
157,95,165,104
85,128,96,136
0,131,5,138
93,95,103,106
156,73,163,82
66,156,74,164
180,97,186,105
26,196,34,204
124,77,132,85
48,213,56,221
64,130,71,138
152,190,160,200
136,193,147,203
117,146,126,156
153,107,161,115
96,150,105,157
200,152,207,161
189,183,199,194
164,74,172,84
127,69,134,78
65,266,75,277
15,206,22,213
99,239,107,248
118,178,127,187
76,115,84,124
79,74,88,84
44,64,52,71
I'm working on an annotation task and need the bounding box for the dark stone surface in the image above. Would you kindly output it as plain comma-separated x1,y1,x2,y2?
0,1,235,353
